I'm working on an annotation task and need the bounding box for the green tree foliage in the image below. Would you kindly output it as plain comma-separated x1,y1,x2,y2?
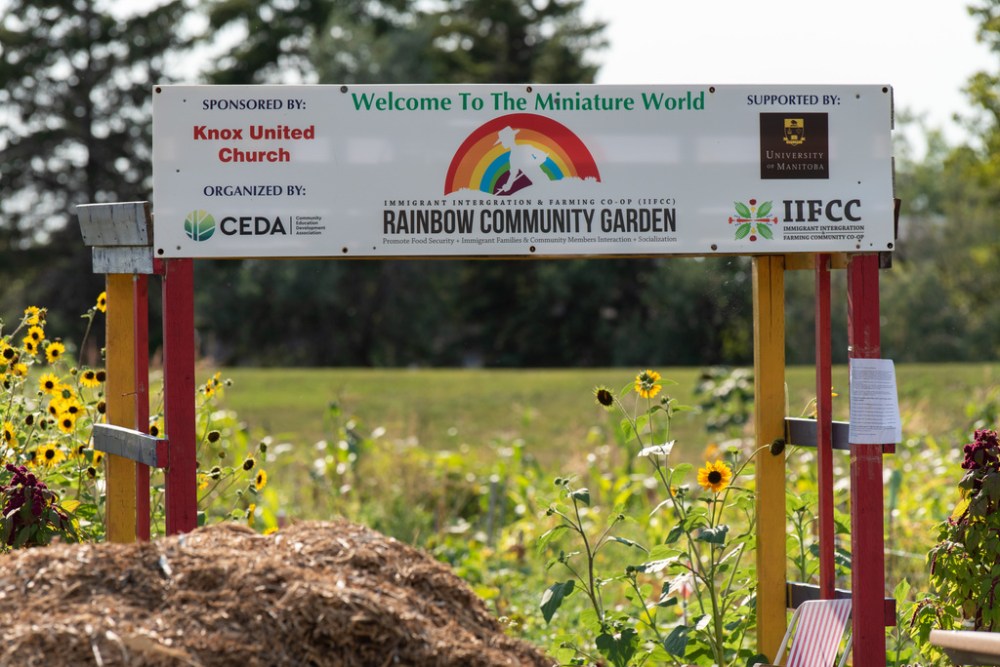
196,0,619,367
877,1,1000,362
0,0,192,333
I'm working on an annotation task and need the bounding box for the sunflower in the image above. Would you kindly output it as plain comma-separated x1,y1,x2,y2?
634,369,662,399
38,443,65,466
255,469,268,491
27,326,44,343
45,341,65,364
57,413,76,434
61,398,83,418
80,369,101,388
23,306,44,325
39,373,62,395
22,337,37,356
593,386,615,409
0,341,15,364
1,421,16,449
242,456,255,471
201,372,223,398
95,292,107,313
697,460,733,494
246,503,256,527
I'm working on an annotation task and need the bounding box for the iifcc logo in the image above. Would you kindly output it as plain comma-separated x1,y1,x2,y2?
184,210,216,242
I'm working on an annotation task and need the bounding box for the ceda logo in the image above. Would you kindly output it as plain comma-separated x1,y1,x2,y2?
184,210,216,242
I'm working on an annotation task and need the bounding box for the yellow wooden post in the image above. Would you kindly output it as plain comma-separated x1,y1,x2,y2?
752,255,787,658
105,273,138,543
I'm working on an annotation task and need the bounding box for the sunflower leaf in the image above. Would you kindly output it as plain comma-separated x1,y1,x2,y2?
540,580,576,624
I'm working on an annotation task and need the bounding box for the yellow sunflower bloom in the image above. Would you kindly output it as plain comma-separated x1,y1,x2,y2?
39,373,62,395
80,369,101,388
45,341,66,364
0,341,15,365
635,369,662,399
697,460,733,494
57,413,77,434
21,337,37,356
2,421,17,449
255,469,268,491
95,292,107,313
23,306,44,325
38,443,65,466
27,326,44,343
247,503,256,527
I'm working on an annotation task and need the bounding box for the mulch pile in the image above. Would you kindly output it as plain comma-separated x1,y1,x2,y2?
0,520,554,666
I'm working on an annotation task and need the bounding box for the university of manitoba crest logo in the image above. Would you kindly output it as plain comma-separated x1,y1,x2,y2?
783,118,806,146
759,112,829,180
729,198,777,242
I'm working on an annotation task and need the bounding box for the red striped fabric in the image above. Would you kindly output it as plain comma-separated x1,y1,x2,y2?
784,599,852,667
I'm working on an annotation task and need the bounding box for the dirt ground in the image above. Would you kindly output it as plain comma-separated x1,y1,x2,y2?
0,519,554,666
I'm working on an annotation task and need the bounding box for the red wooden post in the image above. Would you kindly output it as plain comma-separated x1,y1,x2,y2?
133,274,151,540
162,258,198,535
847,254,887,666
815,254,835,598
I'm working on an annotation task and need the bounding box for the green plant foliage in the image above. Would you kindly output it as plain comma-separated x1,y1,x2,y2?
538,369,771,667
0,298,277,550
921,429,1000,634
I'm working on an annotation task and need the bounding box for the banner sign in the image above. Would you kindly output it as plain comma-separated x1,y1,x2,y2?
152,84,894,258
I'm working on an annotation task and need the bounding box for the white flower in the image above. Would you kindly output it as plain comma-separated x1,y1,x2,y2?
637,440,675,458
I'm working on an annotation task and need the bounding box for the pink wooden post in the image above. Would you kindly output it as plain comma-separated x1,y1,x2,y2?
847,253,887,665
133,275,151,540
815,254,835,598
162,258,198,535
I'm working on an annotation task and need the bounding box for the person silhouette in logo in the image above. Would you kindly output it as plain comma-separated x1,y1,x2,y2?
495,126,551,195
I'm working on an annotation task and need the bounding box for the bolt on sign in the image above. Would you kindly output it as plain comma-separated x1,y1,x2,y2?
151,84,894,259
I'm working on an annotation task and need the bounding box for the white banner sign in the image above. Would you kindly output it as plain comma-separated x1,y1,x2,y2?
152,84,894,258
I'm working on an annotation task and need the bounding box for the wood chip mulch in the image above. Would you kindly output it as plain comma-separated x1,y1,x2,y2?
0,520,555,667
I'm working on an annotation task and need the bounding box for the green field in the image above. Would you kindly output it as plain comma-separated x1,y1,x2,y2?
210,363,1000,461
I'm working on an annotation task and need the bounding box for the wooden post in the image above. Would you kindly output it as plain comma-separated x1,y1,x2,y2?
752,255,787,658
134,275,151,540
815,254,835,598
77,202,154,544
847,254,887,666
105,274,137,543
162,258,198,535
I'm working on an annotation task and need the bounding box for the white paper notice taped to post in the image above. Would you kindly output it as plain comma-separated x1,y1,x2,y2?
848,358,902,444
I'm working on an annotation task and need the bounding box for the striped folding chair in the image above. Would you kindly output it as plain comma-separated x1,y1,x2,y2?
755,598,853,667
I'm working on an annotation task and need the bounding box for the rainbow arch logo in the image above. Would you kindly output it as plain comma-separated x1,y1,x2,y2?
444,113,601,196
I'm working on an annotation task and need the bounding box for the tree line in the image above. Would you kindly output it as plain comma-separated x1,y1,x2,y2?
2,0,999,367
